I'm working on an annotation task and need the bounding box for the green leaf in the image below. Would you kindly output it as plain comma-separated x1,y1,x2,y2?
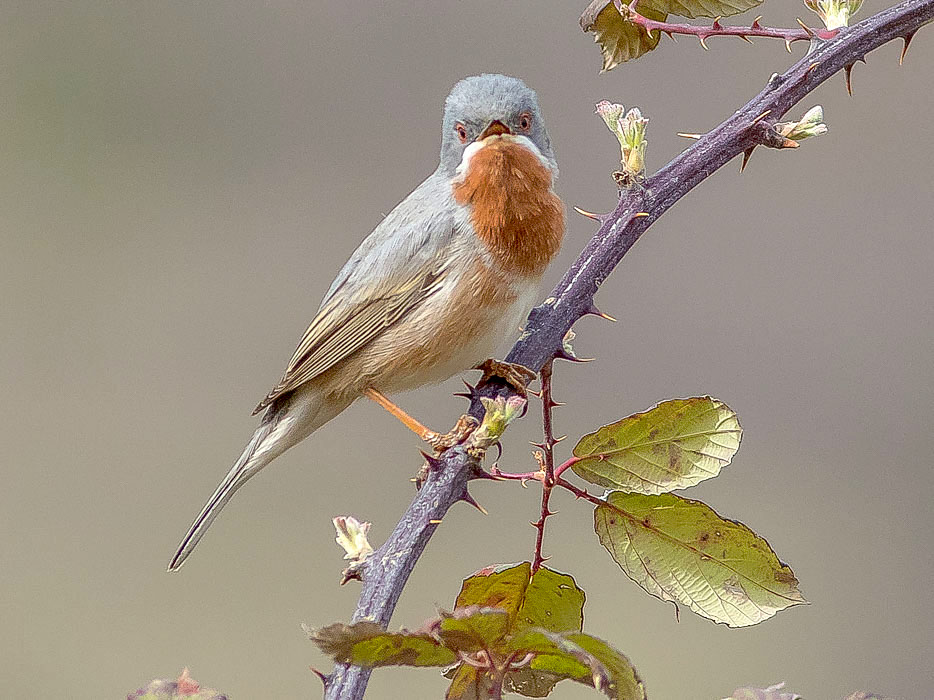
595,492,806,627
456,562,584,634
445,665,497,700
650,0,763,20
310,621,457,667
507,629,646,700
579,0,763,69
580,0,664,70
572,397,741,494
436,606,512,653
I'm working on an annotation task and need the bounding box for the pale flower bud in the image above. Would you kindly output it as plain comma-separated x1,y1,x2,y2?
775,105,829,141
804,0,864,30
333,516,373,563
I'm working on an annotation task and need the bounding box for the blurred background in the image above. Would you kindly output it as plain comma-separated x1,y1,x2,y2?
2,1,932,698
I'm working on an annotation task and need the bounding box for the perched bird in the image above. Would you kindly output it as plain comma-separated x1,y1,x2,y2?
168,74,565,571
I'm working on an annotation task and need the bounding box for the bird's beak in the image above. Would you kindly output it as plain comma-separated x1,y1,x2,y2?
477,120,512,141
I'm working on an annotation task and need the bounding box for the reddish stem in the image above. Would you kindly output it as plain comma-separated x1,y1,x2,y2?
621,0,837,50
530,360,557,574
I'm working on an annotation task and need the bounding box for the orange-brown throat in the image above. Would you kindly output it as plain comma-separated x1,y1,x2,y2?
452,139,564,278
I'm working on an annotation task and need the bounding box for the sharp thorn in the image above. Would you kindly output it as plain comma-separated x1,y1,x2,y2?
547,399,566,408
785,38,793,53
751,109,772,125
633,211,650,218
844,63,854,96
857,55,867,64
900,32,915,65
795,17,814,37
740,147,755,173
751,15,762,29
677,132,702,139
553,435,568,443
555,348,594,363
429,518,443,524
712,16,722,29
460,490,488,515
419,450,443,469
805,61,820,76
586,303,616,322
740,34,753,44
664,30,677,42
573,205,604,221
311,668,329,687
699,35,710,50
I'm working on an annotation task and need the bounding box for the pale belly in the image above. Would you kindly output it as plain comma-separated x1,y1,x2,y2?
349,266,541,396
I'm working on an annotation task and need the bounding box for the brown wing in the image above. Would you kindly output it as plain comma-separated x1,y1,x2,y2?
253,264,446,414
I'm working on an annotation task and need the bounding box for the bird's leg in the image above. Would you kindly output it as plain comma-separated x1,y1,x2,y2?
474,359,538,397
364,388,479,453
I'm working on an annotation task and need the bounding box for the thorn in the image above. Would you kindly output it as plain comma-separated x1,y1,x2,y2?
740,147,756,173
795,17,814,37
739,34,753,44
429,518,443,524
531,440,547,450
900,32,915,65
493,441,503,461
546,399,566,409
844,63,854,96
751,15,762,29
751,109,772,125
555,348,594,363
311,668,329,687
526,387,542,398
699,35,710,50
785,38,793,53
712,16,722,30
804,61,820,76
573,206,603,221
460,490,488,515
664,30,676,42
419,450,443,470
585,303,616,322
633,211,650,218
553,435,568,443
677,132,702,139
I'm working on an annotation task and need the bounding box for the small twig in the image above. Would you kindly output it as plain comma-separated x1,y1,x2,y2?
620,0,837,51
530,360,558,574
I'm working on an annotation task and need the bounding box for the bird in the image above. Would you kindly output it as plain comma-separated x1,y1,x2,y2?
168,74,565,571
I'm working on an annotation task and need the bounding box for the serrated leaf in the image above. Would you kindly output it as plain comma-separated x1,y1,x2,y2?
580,0,763,70
580,0,665,70
595,492,806,627
456,562,585,634
651,0,763,20
310,621,457,667
572,397,741,495
507,629,645,700
446,665,497,700
437,607,512,653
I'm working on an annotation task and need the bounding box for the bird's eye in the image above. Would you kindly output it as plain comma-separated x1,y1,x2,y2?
455,123,469,143
518,113,533,132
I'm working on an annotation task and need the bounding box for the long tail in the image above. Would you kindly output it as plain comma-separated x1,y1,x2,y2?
167,418,281,571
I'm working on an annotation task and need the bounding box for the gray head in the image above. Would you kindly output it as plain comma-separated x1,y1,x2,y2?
438,74,554,175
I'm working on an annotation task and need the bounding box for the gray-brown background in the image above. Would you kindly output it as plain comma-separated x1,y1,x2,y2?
2,1,932,698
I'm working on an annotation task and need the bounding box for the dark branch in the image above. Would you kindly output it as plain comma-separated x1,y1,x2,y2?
324,2,933,697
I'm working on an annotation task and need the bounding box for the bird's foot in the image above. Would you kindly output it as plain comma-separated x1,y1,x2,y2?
424,414,480,454
474,358,537,397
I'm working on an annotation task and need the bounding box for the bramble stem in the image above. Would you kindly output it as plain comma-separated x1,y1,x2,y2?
531,360,557,574
622,0,837,51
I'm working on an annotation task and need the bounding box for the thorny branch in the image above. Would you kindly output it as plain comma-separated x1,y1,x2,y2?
530,359,560,574
620,0,837,52
323,2,933,697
